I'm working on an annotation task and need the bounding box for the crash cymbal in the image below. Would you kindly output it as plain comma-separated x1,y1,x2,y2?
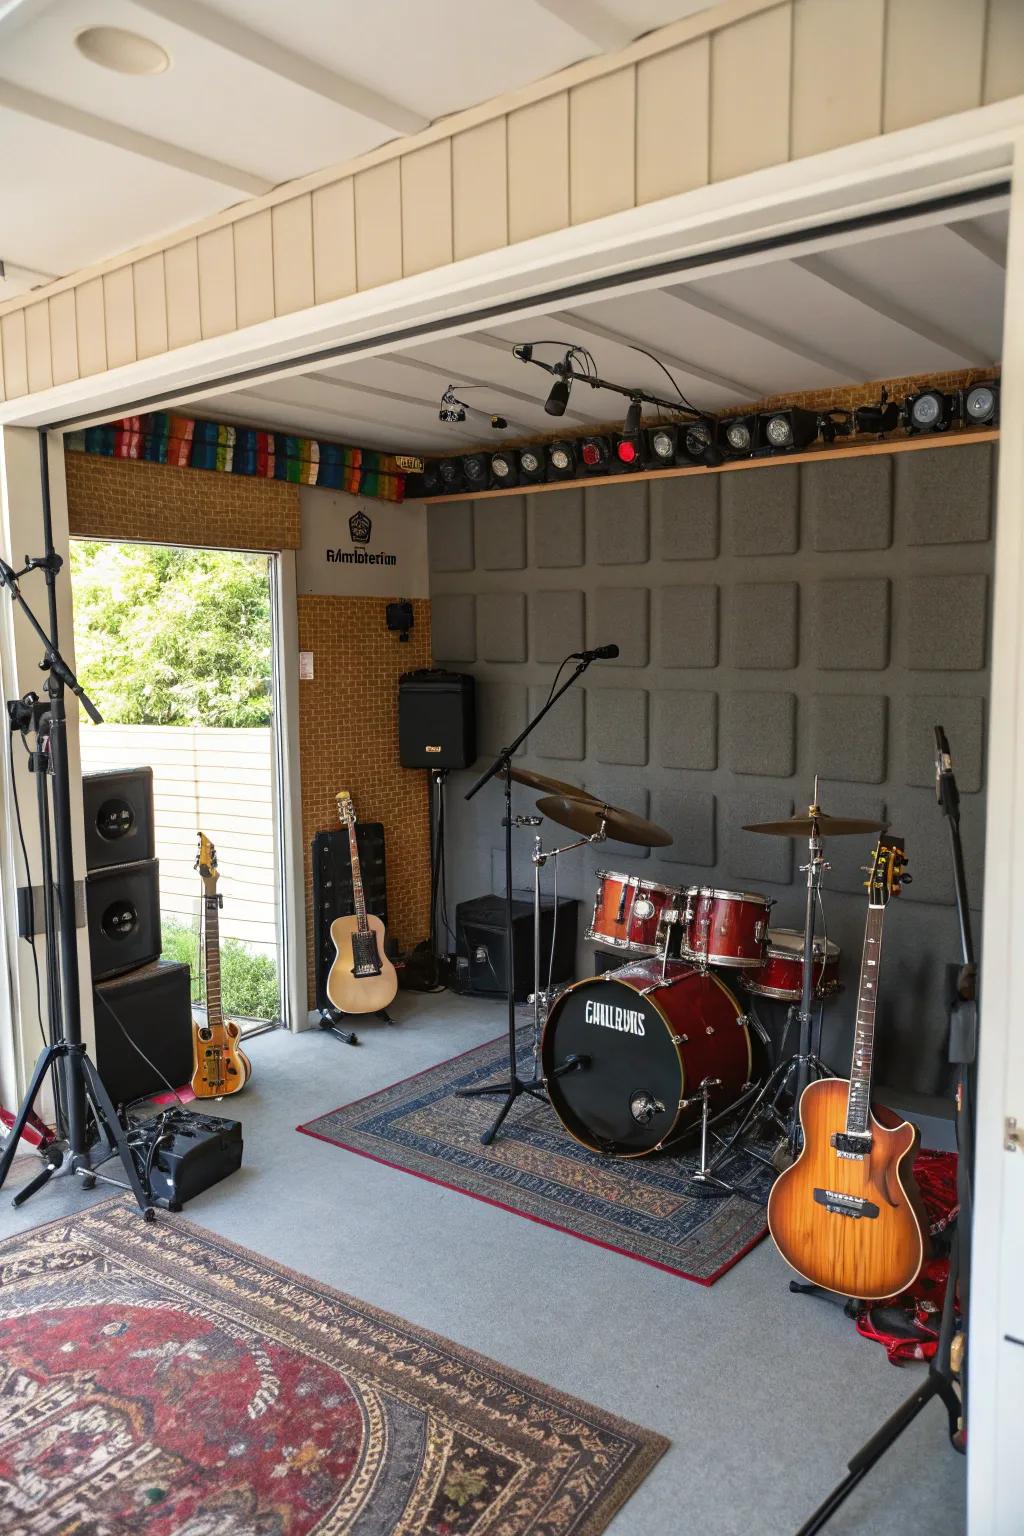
537,794,673,848
743,812,886,838
507,766,599,803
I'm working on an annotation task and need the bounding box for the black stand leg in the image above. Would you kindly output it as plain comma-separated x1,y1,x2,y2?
318,1010,359,1045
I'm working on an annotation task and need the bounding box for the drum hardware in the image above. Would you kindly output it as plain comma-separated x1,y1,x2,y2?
682,1077,763,1203
549,1052,589,1079
629,1091,666,1125
528,825,606,1078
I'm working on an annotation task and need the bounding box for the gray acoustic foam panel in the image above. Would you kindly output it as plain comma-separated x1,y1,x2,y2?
587,481,649,565
722,466,799,557
588,686,649,766
431,443,992,1097
531,488,585,567
530,588,585,664
475,496,526,570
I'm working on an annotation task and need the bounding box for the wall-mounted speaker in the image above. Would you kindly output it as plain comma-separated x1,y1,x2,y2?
82,767,155,871
399,668,476,769
93,958,194,1106
85,858,161,981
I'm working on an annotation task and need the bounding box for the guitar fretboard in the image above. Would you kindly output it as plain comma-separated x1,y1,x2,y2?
204,892,223,1025
347,821,369,934
846,905,885,1135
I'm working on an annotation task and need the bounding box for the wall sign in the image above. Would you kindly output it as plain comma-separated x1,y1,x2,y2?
297,488,428,597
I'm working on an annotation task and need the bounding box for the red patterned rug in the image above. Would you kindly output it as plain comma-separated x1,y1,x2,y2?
0,1199,666,1535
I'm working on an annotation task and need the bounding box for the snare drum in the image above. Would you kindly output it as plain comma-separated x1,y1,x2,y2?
587,871,686,955
680,887,772,969
745,927,841,1001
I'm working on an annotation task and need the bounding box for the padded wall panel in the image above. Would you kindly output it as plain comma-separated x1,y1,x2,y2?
811,693,888,784
431,593,476,662
721,792,795,886
811,578,890,671
427,500,474,572
727,582,799,670
528,685,585,761
902,575,988,671
587,482,649,565
654,786,716,867
476,682,528,756
804,456,893,552
530,588,584,663
900,441,992,546
901,694,984,792
722,691,796,777
475,496,526,569
722,466,799,556
652,689,718,770
658,585,719,669
531,488,585,567
592,587,649,666
479,591,527,662
651,475,719,561
589,687,648,766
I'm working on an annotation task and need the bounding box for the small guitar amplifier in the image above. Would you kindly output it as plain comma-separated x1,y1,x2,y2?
125,1107,243,1211
398,668,476,768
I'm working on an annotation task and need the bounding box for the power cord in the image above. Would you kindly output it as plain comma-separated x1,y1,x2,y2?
8,728,47,1052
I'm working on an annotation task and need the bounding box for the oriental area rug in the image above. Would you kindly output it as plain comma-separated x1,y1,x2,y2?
0,1200,666,1536
299,1034,774,1285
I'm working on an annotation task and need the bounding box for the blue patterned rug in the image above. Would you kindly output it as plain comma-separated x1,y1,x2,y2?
298,1033,773,1285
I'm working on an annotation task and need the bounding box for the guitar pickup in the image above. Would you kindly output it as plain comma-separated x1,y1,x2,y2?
830,1132,871,1159
813,1188,879,1219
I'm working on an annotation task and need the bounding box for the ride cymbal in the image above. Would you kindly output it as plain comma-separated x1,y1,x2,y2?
536,793,673,848
506,766,599,802
743,813,886,838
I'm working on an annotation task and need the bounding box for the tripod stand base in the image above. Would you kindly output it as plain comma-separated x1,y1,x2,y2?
456,1075,548,1145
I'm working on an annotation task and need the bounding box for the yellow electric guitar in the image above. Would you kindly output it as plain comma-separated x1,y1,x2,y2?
325,792,398,1015
191,834,252,1097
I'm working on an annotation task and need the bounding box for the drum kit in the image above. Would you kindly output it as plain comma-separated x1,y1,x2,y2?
498,767,885,1185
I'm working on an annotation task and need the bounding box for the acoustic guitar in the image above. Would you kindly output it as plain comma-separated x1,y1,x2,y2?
191,834,252,1098
325,791,398,1015
767,837,927,1300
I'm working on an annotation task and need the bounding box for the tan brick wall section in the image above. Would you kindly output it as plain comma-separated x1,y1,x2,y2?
65,453,434,1009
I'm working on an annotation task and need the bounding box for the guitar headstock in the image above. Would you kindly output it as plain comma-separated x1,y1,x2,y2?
336,790,357,827
864,836,909,907
195,832,219,894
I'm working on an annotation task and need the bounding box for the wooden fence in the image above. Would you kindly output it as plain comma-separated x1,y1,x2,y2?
79,724,279,957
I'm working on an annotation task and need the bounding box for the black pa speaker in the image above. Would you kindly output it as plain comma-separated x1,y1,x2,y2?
456,891,578,1001
82,767,155,871
93,959,194,1106
85,858,162,981
399,668,476,768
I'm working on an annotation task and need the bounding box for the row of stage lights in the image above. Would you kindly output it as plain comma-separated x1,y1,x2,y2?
416,380,1000,497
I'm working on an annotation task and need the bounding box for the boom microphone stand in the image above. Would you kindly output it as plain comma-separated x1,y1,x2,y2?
794,726,971,1534
458,647,613,1145
0,432,153,1215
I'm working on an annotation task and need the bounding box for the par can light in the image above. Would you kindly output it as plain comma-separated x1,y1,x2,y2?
962,381,999,426
489,451,517,486
719,415,756,459
517,447,545,484
905,389,955,434
758,407,819,455
437,457,466,493
579,436,612,475
461,452,490,489
547,441,577,480
683,420,723,468
614,434,641,469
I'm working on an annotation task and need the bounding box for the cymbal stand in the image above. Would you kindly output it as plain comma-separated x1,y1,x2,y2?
527,825,605,1084
681,1078,762,1202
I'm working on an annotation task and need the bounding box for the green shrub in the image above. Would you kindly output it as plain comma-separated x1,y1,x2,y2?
160,919,280,1022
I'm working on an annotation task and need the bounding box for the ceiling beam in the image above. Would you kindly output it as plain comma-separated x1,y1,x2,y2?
305,369,532,437
947,218,1007,271
0,80,271,194
0,0,56,41
792,253,982,364
531,0,633,51
548,307,764,402
233,386,467,450
135,0,427,136
348,352,596,424
662,283,861,380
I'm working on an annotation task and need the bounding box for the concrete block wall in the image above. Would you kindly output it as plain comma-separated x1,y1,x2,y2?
428,443,995,1098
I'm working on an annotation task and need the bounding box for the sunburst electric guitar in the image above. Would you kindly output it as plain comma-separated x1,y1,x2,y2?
325,791,398,1015
767,837,928,1300
191,834,252,1097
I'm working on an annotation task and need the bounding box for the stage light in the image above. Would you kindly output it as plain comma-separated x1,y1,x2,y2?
545,376,572,416
547,441,577,480
905,388,955,434
719,414,756,458
854,398,900,436
623,397,643,436
490,414,509,430
646,426,677,464
437,457,465,493
518,448,543,481
684,420,724,468
614,435,641,470
439,387,466,424
579,436,611,475
962,381,999,426
462,453,490,490
758,407,819,454
412,462,442,497
489,451,516,486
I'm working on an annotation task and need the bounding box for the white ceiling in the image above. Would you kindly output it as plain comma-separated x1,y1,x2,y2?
190,204,1008,455
0,0,715,298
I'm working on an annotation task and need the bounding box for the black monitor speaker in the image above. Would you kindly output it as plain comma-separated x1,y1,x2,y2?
83,767,155,871
93,958,194,1106
85,858,162,981
399,668,476,769
456,892,578,1001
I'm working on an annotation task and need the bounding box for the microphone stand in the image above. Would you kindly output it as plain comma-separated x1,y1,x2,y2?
457,653,601,1145
0,432,153,1215
795,725,970,1534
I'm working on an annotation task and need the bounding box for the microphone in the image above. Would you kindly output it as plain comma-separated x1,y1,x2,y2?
934,724,960,822
572,644,619,662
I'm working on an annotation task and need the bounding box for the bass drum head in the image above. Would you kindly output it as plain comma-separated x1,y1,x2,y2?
542,974,684,1155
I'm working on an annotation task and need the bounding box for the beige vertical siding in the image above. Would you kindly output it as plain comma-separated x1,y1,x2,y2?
636,40,710,205
452,119,508,260
312,179,358,304
272,196,315,315
4,0,1021,397
0,311,28,398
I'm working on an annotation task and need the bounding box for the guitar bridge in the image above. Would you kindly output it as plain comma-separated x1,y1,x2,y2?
813,1188,879,1219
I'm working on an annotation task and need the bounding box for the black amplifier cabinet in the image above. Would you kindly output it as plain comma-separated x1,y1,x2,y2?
456,892,578,1001
313,823,387,1014
399,668,476,768
86,859,162,980
83,767,155,870
94,959,194,1106
126,1107,243,1211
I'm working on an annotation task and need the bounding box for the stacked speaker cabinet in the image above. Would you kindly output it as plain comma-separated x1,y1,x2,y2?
83,767,193,1105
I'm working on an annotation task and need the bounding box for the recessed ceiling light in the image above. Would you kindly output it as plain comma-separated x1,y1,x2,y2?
75,26,170,76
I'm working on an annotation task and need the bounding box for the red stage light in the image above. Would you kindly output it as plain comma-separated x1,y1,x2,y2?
616,439,637,463
581,442,602,466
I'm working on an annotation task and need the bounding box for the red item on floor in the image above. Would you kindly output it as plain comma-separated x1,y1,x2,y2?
855,1149,960,1364
0,1104,54,1151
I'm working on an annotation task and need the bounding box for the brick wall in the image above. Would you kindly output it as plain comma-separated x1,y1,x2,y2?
297,596,433,998
65,453,434,1010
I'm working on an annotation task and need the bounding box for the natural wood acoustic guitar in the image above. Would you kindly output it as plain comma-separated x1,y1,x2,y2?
767,837,928,1300
190,834,252,1098
325,791,398,1015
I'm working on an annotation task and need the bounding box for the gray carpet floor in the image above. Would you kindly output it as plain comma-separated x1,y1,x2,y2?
0,989,965,1536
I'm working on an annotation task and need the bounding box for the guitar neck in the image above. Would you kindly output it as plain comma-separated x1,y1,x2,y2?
846,905,885,1134
204,892,224,1026
347,821,369,933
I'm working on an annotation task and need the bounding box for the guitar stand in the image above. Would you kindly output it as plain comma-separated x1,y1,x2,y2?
788,1279,860,1320
318,1007,398,1047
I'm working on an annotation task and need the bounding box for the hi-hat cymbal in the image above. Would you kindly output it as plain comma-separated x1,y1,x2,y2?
537,794,673,848
507,766,599,803
743,812,886,838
